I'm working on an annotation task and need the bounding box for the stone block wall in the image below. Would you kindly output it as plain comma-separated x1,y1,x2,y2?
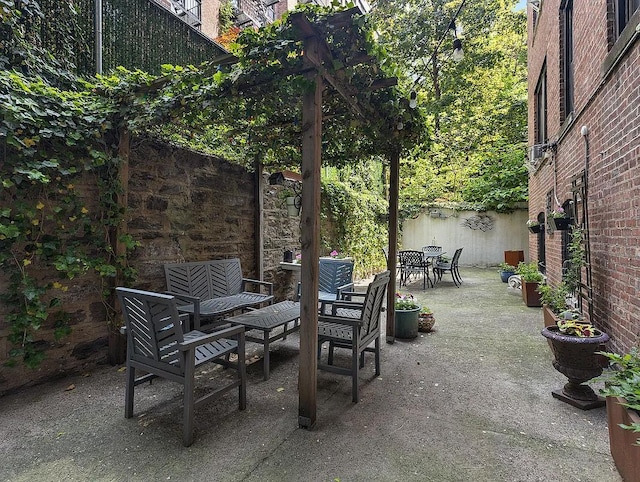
0,138,300,394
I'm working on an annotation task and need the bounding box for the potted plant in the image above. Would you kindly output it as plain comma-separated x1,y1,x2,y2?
527,219,542,233
599,348,640,482
515,261,544,307
394,293,420,339
280,188,301,217
538,281,570,328
550,207,571,230
541,311,609,409
418,306,436,332
498,262,516,283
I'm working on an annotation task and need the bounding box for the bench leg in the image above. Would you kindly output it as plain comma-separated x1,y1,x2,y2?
263,332,270,381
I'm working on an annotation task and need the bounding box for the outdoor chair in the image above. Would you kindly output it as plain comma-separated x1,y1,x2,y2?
297,257,354,311
398,250,431,289
434,247,464,287
116,287,247,447
317,270,390,403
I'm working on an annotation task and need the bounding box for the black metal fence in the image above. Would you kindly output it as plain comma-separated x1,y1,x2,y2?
39,0,225,76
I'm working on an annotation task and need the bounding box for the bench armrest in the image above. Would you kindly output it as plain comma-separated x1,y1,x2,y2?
242,278,274,296
165,291,201,330
335,282,355,300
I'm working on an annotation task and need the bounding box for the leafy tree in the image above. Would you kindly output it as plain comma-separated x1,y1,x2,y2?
371,0,528,214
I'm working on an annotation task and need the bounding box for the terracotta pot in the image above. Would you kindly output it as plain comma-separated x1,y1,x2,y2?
541,326,609,409
418,313,436,332
606,396,640,482
522,280,542,307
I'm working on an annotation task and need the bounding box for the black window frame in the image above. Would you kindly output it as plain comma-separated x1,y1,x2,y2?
561,0,574,119
534,62,548,145
616,0,640,37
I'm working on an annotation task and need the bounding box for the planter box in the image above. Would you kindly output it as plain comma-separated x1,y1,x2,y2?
528,224,542,234
522,280,542,307
606,396,640,482
504,250,524,267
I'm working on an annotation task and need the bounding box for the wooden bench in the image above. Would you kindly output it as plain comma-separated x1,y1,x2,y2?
164,258,274,330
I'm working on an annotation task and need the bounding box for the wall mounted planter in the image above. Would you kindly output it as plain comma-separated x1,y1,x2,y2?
552,217,571,230
528,224,542,234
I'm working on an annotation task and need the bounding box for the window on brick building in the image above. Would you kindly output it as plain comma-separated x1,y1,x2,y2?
534,62,547,145
560,0,574,119
615,0,640,37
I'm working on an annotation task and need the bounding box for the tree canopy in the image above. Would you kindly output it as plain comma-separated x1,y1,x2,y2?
371,0,528,215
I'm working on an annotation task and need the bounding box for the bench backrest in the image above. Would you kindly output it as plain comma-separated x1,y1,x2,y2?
319,258,354,294
164,258,244,299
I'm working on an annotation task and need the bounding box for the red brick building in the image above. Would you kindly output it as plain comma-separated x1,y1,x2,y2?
527,0,639,353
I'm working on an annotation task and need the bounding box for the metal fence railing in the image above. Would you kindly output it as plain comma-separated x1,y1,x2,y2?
38,0,225,76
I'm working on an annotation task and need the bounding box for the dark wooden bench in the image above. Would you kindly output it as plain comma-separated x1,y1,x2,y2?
164,258,274,330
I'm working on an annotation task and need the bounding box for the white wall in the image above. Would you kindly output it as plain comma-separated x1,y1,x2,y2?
402,208,530,267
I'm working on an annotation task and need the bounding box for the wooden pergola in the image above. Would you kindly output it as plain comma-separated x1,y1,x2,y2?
283,9,408,428
116,7,419,428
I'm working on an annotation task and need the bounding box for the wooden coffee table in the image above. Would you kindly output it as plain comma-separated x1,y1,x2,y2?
225,301,300,380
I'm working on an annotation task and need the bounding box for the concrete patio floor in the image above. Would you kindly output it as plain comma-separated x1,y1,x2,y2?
0,268,621,481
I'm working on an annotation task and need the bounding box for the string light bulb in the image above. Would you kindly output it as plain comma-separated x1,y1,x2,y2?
409,90,417,109
452,38,464,62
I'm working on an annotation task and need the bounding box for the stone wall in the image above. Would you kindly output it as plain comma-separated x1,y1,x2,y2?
0,139,300,394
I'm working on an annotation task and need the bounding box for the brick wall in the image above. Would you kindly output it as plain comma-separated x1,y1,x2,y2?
527,1,640,353
0,139,300,394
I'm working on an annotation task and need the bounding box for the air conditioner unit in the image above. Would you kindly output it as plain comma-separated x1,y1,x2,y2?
529,144,544,162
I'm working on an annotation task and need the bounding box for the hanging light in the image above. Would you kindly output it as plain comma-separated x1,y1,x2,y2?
397,121,404,130
452,38,464,62
409,90,417,109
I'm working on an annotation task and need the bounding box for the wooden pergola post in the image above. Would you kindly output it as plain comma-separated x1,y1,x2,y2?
298,37,322,430
253,159,264,280
386,148,399,342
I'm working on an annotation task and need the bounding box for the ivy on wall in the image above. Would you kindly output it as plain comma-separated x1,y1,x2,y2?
1,1,419,368
1,1,138,367
321,180,388,279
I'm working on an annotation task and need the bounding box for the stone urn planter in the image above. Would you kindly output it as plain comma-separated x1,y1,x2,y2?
395,307,420,339
606,396,640,482
541,326,609,409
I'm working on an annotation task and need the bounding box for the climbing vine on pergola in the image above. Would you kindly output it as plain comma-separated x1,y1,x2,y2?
1,2,423,418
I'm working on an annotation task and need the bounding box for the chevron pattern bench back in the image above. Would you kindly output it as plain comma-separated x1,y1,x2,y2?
164,258,244,298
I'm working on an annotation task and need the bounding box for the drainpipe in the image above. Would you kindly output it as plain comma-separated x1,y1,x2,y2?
95,0,103,75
